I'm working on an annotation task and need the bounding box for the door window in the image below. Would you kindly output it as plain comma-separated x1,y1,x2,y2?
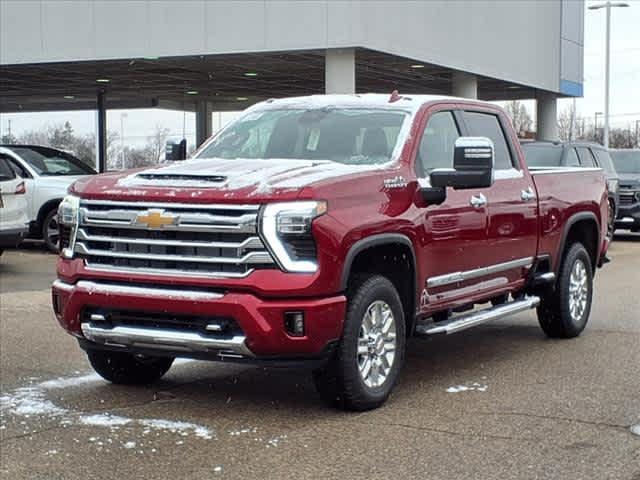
576,147,596,167
461,111,514,170
0,157,17,181
416,111,460,176
565,148,580,167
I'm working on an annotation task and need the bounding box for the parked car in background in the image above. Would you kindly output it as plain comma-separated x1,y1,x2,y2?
0,145,96,252
521,141,619,238
610,149,640,232
52,94,609,410
0,155,28,256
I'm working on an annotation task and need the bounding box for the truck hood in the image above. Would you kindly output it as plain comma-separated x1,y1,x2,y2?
71,157,392,202
618,173,640,189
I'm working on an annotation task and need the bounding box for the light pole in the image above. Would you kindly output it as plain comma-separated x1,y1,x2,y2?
589,1,630,149
120,112,128,170
595,111,603,143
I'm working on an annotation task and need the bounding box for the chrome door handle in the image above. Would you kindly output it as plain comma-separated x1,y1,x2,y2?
469,193,487,208
521,187,536,202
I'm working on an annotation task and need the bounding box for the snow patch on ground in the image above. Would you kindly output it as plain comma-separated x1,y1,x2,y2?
139,419,214,440
79,413,132,427
631,423,640,436
446,382,488,393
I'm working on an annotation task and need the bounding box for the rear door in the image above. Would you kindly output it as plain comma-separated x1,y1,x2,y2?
0,157,27,230
459,109,539,289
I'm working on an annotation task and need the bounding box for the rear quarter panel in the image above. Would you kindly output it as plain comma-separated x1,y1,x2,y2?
532,169,608,271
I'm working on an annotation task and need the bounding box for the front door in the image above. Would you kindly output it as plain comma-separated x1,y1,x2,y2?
414,109,491,313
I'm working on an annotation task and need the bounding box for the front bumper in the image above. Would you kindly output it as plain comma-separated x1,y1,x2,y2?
52,279,346,363
615,202,640,230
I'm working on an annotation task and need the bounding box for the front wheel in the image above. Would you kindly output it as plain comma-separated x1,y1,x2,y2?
537,243,593,338
87,349,174,385
313,275,406,411
42,208,60,253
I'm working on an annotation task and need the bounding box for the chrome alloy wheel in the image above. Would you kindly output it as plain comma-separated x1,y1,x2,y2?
569,259,588,322
357,300,397,388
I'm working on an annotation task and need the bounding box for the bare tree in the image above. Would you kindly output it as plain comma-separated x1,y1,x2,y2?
557,107,573,142
145,125,172,163
503,101,533,137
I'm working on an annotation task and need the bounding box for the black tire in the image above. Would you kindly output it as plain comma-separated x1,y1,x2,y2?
313,274,406,411
537,243,593,338
87,349,174,385
42,208,60,253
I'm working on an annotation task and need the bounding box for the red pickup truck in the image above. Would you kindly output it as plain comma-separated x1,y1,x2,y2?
52,94,610,410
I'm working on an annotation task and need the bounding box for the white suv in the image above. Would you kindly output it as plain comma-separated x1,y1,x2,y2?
0,155,28,256
0,145,95,252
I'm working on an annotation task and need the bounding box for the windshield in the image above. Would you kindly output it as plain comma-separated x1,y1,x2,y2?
611,150,640,174
521,144,563,167
196,108,408,165
9,146,95,176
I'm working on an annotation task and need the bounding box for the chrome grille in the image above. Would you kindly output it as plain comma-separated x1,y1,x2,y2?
74,200,275,278
619,192,637,206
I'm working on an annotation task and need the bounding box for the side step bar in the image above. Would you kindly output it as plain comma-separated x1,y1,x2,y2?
415,296,540,336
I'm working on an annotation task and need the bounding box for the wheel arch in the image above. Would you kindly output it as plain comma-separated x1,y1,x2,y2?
340,233,419,335
557,212,600,274
36,198,63,230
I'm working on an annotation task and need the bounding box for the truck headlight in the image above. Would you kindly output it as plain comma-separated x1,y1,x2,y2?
260,201,327,273
57,195,80,258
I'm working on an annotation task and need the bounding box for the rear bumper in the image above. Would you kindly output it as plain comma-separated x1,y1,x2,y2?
52,279,346,363
0,226,28,248
615,203,640,230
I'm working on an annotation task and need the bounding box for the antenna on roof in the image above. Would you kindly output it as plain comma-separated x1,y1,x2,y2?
388,90,402,103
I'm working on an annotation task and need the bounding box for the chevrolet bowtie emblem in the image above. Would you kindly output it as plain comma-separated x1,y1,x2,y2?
134,209,178,229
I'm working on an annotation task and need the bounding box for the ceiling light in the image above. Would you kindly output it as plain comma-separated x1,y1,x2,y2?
410,64,425,69
143,56,159,60
244,72,258,77
96,78,110,83
186,90,199,95
63,95,75,99
236,97,248,101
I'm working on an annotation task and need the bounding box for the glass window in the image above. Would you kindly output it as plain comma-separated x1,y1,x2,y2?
521,144,563,167
196,108,408,166
0,157,16,180
565,148,580,167
592,149,617,175
4,157,31,178
576,147,596,167
462,111,513,169
610,150,640,174
8,146,95,176
416,111,460,176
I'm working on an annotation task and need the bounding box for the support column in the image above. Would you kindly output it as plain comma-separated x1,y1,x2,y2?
325,48,355,94
536,90,558,141
451,71,478,99
96,91,107,173
195,100,214,147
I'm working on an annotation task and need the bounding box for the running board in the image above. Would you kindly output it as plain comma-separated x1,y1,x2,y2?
415,296,540,336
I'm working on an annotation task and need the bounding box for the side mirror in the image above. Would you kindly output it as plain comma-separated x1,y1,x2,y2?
430,137,494,189
165,139,187,161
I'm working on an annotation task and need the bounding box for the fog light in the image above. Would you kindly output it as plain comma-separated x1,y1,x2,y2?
284,311,305,337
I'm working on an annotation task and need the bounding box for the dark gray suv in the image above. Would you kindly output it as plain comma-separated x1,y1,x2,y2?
521,141,620,238
610,149,640,232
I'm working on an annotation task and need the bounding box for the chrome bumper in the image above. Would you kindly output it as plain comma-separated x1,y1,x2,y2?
81,322,254,358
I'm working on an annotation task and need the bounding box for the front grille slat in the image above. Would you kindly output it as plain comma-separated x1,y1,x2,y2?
75,201,275,278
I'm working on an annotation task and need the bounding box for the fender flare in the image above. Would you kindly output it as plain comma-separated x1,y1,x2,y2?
556,211,600,273
339,233,418,292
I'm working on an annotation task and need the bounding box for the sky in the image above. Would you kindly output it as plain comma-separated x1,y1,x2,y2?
1,0,639,145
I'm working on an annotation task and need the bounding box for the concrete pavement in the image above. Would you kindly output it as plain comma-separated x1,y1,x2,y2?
1,236,638,479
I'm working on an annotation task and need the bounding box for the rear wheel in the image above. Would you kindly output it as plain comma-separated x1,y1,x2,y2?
42,208,60,253
313,275,405,411
87,349,174,385
537,243,593,338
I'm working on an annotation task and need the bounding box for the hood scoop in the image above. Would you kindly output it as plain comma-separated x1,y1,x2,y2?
136,173,227,183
